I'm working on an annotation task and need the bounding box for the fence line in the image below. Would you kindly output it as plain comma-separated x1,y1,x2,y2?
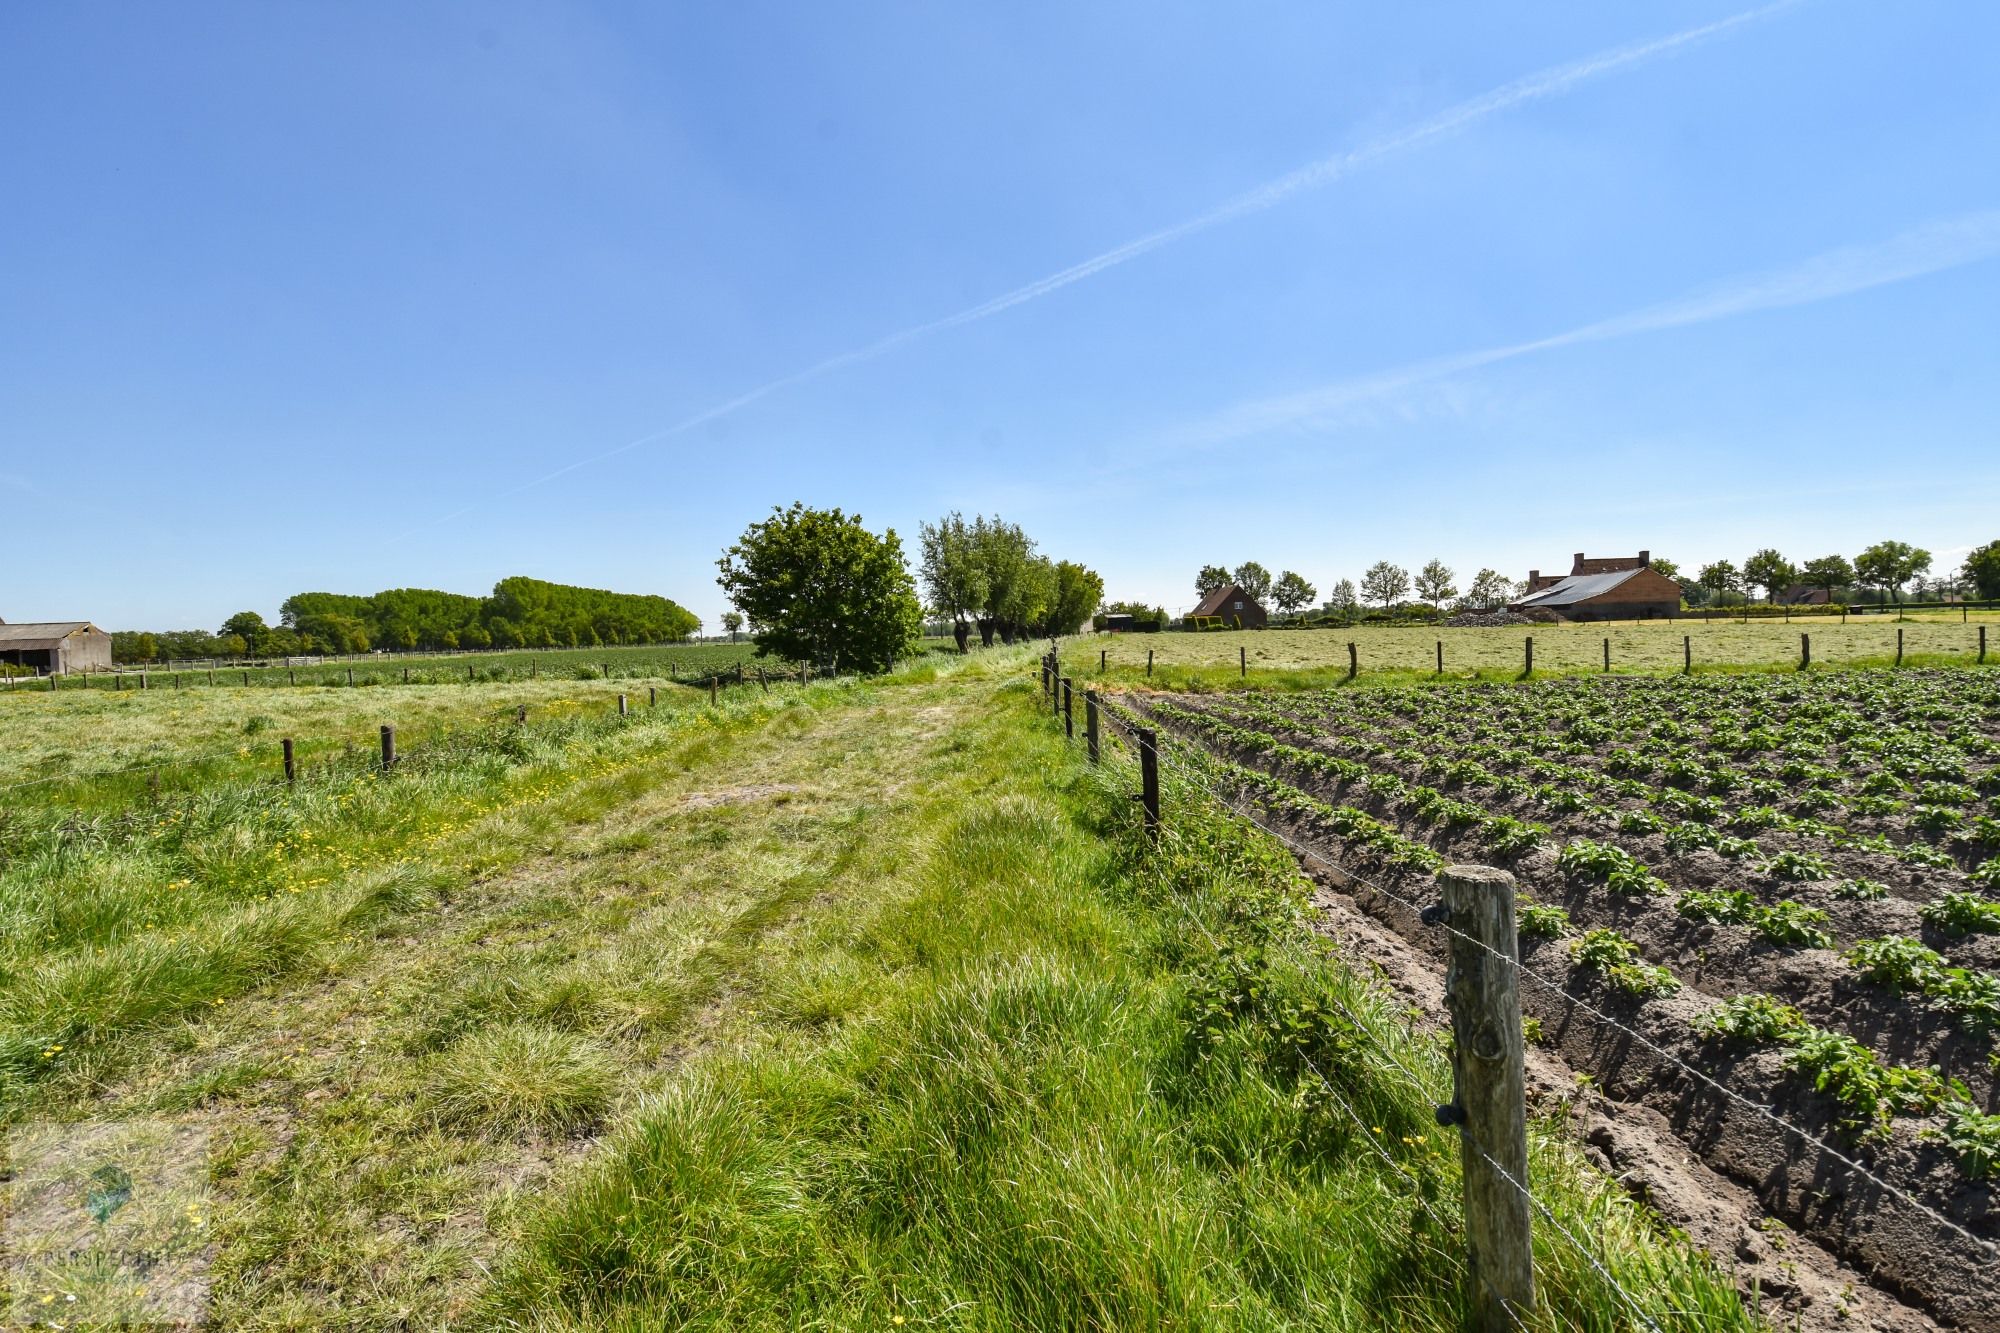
1090,691,2000,1266
0,665,832,798
1056,673,1708,1330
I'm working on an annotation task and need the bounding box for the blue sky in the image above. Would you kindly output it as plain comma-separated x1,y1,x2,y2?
4,1,1997,629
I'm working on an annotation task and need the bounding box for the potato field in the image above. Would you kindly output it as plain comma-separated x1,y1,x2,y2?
1125,667,2000,1329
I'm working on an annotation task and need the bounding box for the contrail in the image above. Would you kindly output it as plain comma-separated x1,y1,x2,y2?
1173,207,2000,446
417,1,1798,528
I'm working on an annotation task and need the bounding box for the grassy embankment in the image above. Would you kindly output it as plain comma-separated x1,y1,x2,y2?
3,649,1753,1329
1080,619,1997,692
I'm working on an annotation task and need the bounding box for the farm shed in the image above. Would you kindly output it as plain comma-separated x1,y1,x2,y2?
1780,584,1832,605
1511,552,1680,621
0,620,114,675
1189,584,1268,629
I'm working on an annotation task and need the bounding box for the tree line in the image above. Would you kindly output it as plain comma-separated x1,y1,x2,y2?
1684,540,2000,607
113,577,701,662
917,514,1103,648
1194,559,1514,619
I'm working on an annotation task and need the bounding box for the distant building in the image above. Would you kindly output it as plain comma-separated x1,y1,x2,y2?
1779,585,1832,605
1190,584,1269,629
1511,552,1680,621
0,620,114,675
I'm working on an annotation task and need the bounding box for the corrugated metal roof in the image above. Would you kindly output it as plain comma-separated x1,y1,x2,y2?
0,621,99,644
1514,570,1645,607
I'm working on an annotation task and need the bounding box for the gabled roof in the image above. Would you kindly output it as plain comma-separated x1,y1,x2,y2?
1513,569,1649,608
0,621,101,644
1192,584,1262,618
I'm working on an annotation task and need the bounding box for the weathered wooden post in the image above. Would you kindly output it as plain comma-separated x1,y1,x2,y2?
1099,648,1106,672
243,671,250,686
404,667,410,683
1347,642,1358,681
759,667,768,692
1085,689,1101,764
347,668,355,687
710,677,718,706
618,693,628,716
1683,635,1692,674
1800,632,1811,670
380,725,397,771
1981,625,1988,663
1052,666,1062,720
1041,656,1051,696
1602,637,1610,673
1136,727,1160,841
116,673,123,691
1062,677,1074,739
1523,636,1533,678
1434,864,1534,1332
288,669,295,685
517,705,527,724
282,738,296,783
208,670,215,685
1896,627,1904,666
470,663,476,681
1437,640,1444,675
141,671,149,690
1146,648,1153,677
650,686,658,707
1239,645,1246,678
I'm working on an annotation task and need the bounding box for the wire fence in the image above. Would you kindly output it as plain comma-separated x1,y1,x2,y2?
1041,663,1996,1327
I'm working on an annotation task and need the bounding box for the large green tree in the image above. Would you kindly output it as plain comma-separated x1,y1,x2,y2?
716,503,922,673
1195,565,1232,600
1414,559,1456,610
1742,549,1796,603
1697,560,1742,606
1854,541,1931,605
1463,569,1511,610
1045,560,1105,636
1231,561,1273,605
1360,561,1410,610
1961,541,2000,601
1272,570,1316,618
918,512,991,650
1799,554,1854,599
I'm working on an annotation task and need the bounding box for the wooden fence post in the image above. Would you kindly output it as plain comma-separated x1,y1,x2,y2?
1085,689,1100,764
1896,627,1904,666
1683,635,1692,675
347,668,354,687
710,677,718,706
1136,727,1160,841
1800,633,1811,670
618,694,628,716
1602,637,1610,673
1100,648,1107,672
759,667,768,692
517,705,527,724
141,671,149,690
1146,648,1153,678
243,671,250,686
650,686,658,706
1437,640,1444,675
1062,677,1074,739
1239,645,1246,678
380,725,397,771
1523,637,1533,678
282,738,295,783
289,669,296,685
1052,665,1062,719
1347,642,1358,681
1981,625,1988,664
1435,864,1534,1332
1041,656,1051,696
208,670,215,685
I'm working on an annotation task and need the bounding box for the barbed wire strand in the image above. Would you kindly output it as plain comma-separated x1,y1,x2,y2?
1088,689,2000,1263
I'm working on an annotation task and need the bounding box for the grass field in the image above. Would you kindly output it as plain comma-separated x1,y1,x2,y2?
1074,617,1996,690
0,647,1751,1330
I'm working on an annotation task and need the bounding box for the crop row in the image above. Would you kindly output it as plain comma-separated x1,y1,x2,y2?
1149,725,2000,1185
1143,698,2000,1052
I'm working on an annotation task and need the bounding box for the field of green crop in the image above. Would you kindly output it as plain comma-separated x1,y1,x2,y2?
1078,617,1996,688
0,647,1753,1331
1126,665,2000,1327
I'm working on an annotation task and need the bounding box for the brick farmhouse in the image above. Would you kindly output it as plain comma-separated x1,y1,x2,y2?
1511,552,1681,622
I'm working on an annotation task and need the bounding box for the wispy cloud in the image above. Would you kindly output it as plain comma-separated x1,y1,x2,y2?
1174,208,2000,447
412,2,1797,530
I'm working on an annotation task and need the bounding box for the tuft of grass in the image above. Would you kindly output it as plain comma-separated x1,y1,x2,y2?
422,1023,618,1134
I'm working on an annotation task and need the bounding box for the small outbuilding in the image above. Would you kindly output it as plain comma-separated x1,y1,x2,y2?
1779,585,1832,605
1189,584,1268,630
0,620,114,675
1511,552,1680,622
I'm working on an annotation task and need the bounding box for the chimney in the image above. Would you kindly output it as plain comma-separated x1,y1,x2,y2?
1572,552,1586,572
1638,550,1650,567
1528,570,1540,586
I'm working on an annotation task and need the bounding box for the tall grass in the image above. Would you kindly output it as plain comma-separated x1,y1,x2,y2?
487,679,1756,1331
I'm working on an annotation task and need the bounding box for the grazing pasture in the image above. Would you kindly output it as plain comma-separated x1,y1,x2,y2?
1127,666,2000,1328
1084,617,1997,688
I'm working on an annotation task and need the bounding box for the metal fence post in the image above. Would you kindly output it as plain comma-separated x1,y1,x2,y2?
1435,864,1534,1332
1085,689,1100,764
1136,727,1160,841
